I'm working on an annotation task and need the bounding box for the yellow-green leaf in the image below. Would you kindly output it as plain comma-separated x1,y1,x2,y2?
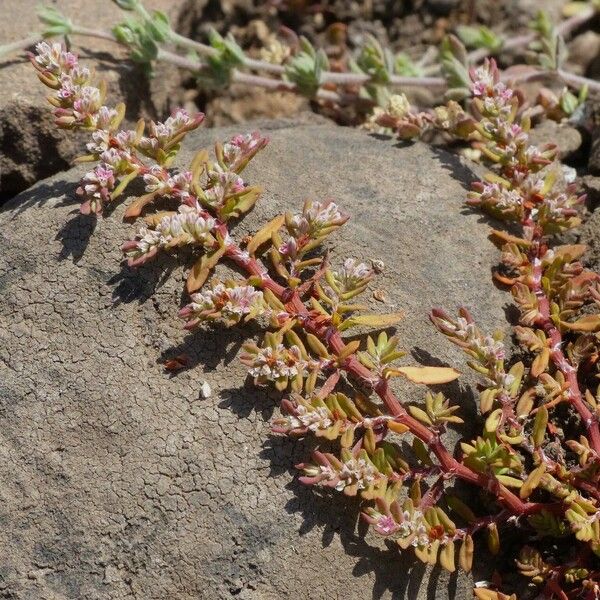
391,366,460,385
124,191,159,219
562,314,600,332
532,405,548,448
459,535,473,572
338,311,405,332
439,541,455,573
306,333,330,358
247,214,285,256
186,246,226,293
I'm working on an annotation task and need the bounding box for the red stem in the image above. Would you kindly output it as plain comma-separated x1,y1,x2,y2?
226,244,543,516
529,245,600,455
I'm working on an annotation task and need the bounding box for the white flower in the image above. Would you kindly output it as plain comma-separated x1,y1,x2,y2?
305,200,343,228
125,203,216,262
289,200,346,237
222,131,266,167
333,456,380,491
131,227,162,256
100,148,131,171
333,258,372,291
157,204,216,244
73,86,102,119
376,515,399,535
143,165,168,193
86,129,111,154
186,284,264,323
205,167,245,206
94,106,118,130
35,41,77,74
247,344,304,380
452,317,477,341
81,165,114,199
475,335,505,361
165,108,194,131
287,405,333,432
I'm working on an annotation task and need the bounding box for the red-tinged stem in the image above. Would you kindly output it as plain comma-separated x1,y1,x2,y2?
529,246,600,456
225,244,543,516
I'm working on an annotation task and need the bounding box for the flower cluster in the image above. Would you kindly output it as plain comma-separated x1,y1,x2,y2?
278,403,333,434
31,41,208,215
31,41,107,128
287,199,348,241
220,131,269,171
240,340,305,390
179,281,266,328
300,449,386,496
143,166,194,202
123,203,217,265
138,109,205,162
331,259,373,294
430,307,518,394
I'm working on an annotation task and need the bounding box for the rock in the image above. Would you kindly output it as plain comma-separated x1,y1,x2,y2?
580,174,600,208
203,85,309,127
566,31,600,76
588,128,600,175
0,120,511,599
425,0,460,16
528,119,582,162
0,0,187,201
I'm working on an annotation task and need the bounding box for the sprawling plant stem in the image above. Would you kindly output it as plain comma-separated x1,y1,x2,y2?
529,240,600,455
225,237,542,516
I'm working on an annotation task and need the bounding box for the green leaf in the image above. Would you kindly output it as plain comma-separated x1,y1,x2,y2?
456,25,502,51
284,36,328,97
37,5,73,37
112,0,139,9
440,35,470,100
147,10,172,43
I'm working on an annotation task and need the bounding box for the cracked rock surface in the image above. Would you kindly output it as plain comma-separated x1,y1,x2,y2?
0,120,509,599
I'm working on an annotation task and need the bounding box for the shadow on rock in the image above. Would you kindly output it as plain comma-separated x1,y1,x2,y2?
273,466,445,600
109,254,179,306
55,211,97,263
430,147,478,192
1,179,79,215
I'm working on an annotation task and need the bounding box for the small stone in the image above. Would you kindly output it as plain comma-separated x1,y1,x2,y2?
200,381,212,399
567,31,600,76
371,259,385,273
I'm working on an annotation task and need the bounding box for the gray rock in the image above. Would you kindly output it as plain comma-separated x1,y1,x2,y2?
589,129,600,175
0,120,511,599
528,119,582,161
580,174,600,208
0,0,186,201
566,31,600,76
